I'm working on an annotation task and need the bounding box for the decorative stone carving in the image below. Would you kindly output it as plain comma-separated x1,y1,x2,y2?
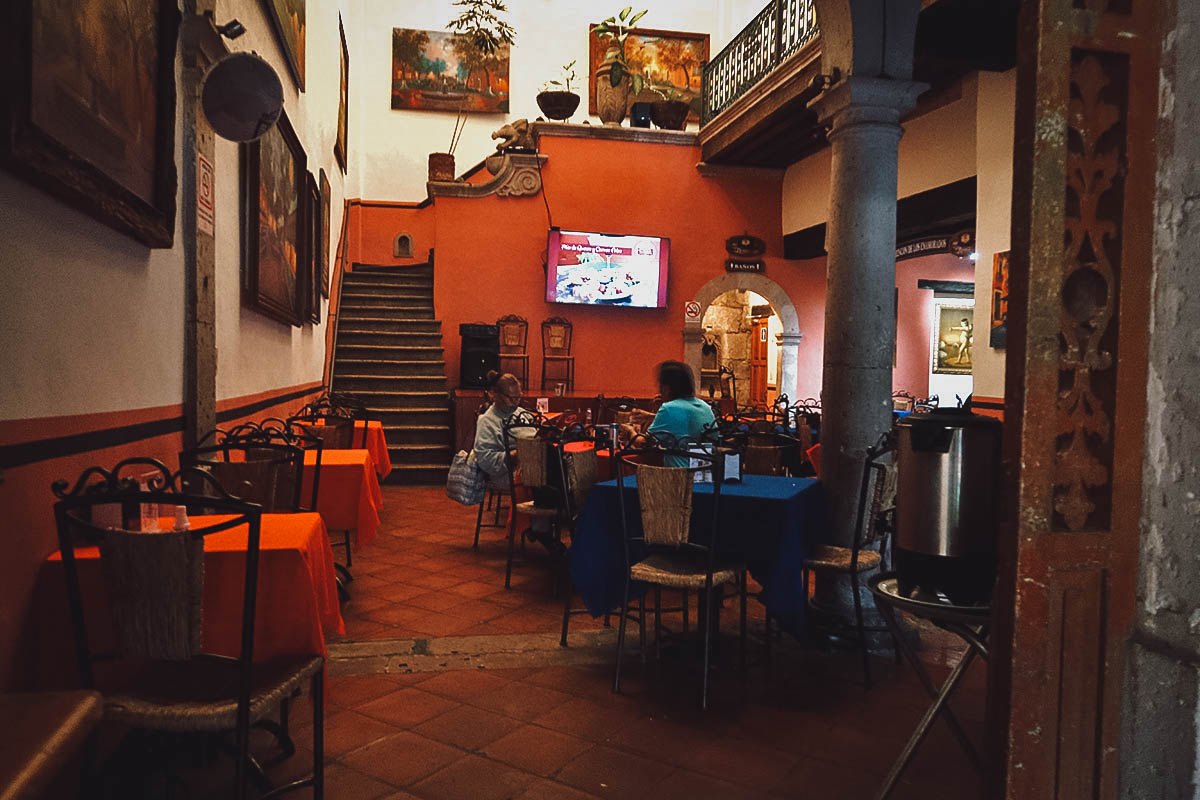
491,118,535,151
427,152,547,200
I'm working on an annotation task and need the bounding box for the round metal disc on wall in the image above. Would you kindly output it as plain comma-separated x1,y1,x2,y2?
200,51,283,142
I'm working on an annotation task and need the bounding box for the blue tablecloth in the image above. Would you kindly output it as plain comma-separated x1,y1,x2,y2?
568,474,830,633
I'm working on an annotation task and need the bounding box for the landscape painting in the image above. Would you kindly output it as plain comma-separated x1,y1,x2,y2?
391,28,510,113
2,0,178,247
243,110,305,326
588,26,709,122
262,0,305,90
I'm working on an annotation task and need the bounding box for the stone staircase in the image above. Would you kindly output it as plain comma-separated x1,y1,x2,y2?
331,262,450,483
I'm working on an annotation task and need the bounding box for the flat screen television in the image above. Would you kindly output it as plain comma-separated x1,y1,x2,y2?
546,228,669,308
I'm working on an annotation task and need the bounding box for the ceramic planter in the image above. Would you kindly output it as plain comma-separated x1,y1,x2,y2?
536,91,580,121
650,100,690,130
428,152,455,181
595,62,632,127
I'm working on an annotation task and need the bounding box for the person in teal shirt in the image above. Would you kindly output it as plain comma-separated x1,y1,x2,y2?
646,361,716,466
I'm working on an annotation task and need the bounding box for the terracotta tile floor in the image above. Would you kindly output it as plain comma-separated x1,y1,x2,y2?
202,485,989,798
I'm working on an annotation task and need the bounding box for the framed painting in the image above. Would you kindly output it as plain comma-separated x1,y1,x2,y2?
305,171,320,324
242,110,306,326
391,28,510,113
588,26,709,122
990,250,1009,348
334,16,348,172
319,168,330,297
0,0,179,247
931,298,975,376
262,0,305,91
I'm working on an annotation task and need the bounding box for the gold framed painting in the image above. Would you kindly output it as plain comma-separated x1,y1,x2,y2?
931,298,975,376
0,0,179,247
391,28,510,113
588,26,709,122
262,0,305,90
990,250,1009,348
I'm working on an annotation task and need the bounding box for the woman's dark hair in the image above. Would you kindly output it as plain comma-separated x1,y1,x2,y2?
485,370,501,390
656,360,695,400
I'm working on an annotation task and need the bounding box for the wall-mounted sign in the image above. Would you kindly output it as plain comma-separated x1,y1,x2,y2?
726,259,764,273
684,300,703,322
726,234,766,258
895,229,975,261
197,152,215,237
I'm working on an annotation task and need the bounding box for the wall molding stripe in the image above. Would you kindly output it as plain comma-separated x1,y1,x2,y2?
1,382,324,470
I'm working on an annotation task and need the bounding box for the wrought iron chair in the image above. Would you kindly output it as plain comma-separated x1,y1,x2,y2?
541,316,575,392
179,440,309,514
502,416,564,589
801,430,898,689
612,434,747,711
497,314,530,386
51,459,324,799
557,427,604,645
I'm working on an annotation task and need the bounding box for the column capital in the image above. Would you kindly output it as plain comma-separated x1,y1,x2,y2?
812,76,929,131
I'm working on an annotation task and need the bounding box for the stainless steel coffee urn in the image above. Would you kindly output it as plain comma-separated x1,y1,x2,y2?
894,408,1002,605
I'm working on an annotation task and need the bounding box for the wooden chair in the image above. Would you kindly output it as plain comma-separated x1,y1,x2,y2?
502,418,564,589
51,459,324,799
801,431,898,689
612,438,747,711
497,314,530,386
541,316,575,392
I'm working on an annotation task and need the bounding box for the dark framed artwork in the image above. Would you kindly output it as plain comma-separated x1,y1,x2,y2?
990,250,1010,348
306,171,320,324
262,0,306,91
588,26,709,122
334,16,348,172
242,110,306,326
391,28,511,113
0,0,179,247
319,168,331,297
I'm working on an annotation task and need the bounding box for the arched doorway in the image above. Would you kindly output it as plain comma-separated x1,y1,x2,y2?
684,273,801,404
698,290,783,409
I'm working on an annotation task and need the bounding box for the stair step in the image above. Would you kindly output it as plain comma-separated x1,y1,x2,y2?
353,391,448,409
342,275,433,289
369,409,451,426
335,347,444,363
333,318,442,333
352,262,433,274
339,291,432,302
335,374,446,382
333,359,446,376
335,376,447,393
383,464,449,485
339,304,435,318
338,332,443,346
382,424,451,446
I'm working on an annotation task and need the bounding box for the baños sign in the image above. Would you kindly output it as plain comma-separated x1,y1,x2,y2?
726,233,766,273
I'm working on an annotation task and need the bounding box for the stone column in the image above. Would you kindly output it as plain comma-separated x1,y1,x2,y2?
812,76,925,546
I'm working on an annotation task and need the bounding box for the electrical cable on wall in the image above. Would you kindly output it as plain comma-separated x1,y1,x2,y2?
535,144,552,229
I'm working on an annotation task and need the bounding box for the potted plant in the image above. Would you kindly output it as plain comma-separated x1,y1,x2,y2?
649,86,690,130
429,0,516,181
537,60,580,121
592,6,647,126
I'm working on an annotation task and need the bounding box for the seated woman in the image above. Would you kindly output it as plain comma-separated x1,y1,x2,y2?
624,361,716,467
472,371,558,549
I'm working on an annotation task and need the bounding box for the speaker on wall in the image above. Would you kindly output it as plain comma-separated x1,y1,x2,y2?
459,323,499,389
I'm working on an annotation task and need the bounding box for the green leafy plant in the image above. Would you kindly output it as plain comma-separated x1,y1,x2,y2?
540,60,578,94
593,6,648,95
446,0,516,56
648,84,686,102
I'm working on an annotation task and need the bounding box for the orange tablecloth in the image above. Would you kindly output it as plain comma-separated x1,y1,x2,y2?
303,449,382,548
40,513,343,685
359,421,391,479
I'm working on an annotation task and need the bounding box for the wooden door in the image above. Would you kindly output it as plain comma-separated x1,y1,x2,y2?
749,319,768,409
991,0,1158,796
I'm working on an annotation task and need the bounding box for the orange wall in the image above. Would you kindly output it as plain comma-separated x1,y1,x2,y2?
342,134,976,401
347,200,437,268
0,382,322,690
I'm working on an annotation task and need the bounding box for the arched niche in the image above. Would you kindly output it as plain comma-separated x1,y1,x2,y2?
684,273,802,402
394,232,414,259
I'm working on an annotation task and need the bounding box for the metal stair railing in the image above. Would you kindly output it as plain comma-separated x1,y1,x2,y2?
701,0,820,126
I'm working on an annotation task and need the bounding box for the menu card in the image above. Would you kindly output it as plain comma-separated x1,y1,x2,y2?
536,397,549,413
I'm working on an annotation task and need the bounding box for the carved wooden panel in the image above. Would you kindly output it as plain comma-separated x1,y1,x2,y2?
996,0,1157,797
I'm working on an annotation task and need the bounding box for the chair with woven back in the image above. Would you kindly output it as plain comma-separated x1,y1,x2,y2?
51,458,324,799
801,430,898,689
541,316,575,392
556,425,604,645
497,314,530,386
501,414,566,589
612,434,748,710
179,439,308,514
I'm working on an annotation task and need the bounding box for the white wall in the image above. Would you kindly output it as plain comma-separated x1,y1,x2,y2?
781,77,978,234
972,69,1015,399
0,0,352,421
213,0,350,401
350,0,757,201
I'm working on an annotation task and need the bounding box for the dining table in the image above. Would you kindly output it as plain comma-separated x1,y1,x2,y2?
568,474,830,634
38,512,344,688
303,448,382,549
357,420,392,479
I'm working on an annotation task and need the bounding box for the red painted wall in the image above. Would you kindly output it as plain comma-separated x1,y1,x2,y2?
342,133,975,401
348,201,437,268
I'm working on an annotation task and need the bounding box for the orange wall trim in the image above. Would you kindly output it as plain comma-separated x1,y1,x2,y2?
971,394,1005,421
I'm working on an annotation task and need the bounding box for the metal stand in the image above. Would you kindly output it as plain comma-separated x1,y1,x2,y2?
868,572,989,800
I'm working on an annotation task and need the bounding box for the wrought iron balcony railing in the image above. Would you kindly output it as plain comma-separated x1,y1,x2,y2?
701,0,820,126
